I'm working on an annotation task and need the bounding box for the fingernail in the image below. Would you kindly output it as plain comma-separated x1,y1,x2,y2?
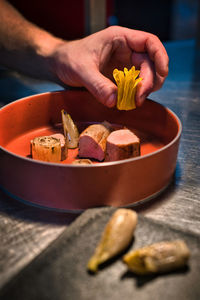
106,93,117,107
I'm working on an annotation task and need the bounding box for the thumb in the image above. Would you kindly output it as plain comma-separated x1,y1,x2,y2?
80,68,117,107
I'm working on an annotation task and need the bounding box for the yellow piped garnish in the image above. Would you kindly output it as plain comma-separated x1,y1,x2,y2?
113,66,142,111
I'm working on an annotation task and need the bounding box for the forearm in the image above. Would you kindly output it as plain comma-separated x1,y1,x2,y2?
0,2,169,107
0,0,64,81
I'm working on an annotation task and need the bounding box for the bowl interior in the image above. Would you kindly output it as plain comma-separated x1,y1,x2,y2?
0,90,180,163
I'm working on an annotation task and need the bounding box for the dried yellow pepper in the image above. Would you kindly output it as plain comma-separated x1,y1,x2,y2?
113,66,142,111
123,240,190,275
87,209,138,273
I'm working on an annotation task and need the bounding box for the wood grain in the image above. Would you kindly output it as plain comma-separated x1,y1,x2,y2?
0,189,78,288
138,79,200,235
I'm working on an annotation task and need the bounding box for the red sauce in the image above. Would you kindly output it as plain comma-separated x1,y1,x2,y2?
5,124,165,164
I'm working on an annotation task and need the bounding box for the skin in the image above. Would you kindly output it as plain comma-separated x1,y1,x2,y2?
0,0,169,108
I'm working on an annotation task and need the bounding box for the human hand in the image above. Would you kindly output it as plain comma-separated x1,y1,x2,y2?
50,26,169,108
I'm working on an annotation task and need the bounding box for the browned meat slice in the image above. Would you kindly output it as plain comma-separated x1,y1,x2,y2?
105,129,140,162
78,123,111,161
50,133,68,160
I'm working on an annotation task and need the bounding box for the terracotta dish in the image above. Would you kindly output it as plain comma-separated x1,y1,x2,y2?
0,90,182,211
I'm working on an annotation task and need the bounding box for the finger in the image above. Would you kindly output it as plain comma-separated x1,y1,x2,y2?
132,52,167,106
79,66,117,107
123,28,169,78
152,72,165,92
132,52,154,106
145,34,169,78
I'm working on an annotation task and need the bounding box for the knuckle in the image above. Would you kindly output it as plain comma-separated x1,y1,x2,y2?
105,25,123,36
149,33,161,43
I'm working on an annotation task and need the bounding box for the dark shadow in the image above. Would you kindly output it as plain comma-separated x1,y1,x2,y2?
115,0,173,41
193,49,200,82
134,167,180,213
121,265,190,287
0,188,80,226
87,237,135,275
0,69,37,105
0,68,62,106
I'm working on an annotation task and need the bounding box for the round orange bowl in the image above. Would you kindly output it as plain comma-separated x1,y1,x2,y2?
0,90,181,212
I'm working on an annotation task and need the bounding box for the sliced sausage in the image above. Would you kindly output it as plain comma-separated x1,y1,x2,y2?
50,133,68,160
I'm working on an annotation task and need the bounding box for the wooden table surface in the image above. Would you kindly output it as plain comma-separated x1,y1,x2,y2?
0,40,200,298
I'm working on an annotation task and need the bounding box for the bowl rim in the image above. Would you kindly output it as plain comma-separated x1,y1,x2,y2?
0,90,182,168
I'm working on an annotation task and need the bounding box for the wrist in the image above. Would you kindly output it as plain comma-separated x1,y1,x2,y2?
33,31,66,83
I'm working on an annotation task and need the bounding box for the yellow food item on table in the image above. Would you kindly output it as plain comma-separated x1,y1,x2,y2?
123,240,190,275
87,209,138,273
113,66,142,111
